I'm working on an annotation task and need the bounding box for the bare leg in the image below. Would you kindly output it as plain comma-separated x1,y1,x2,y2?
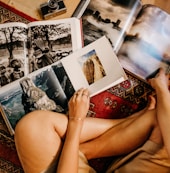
15,110,135,173
15,97,160,173
80,106,162,160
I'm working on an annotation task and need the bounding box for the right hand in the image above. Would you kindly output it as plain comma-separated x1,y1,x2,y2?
68,88,90,121
148,68,170,91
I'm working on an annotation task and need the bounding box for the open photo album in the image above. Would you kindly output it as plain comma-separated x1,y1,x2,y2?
0,36,127,135
82,0,170,81
0,17,83,87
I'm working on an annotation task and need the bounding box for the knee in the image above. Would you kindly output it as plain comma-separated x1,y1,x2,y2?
14,110,64,173
15,110,62,138
15,110,67,142
15,110,47,139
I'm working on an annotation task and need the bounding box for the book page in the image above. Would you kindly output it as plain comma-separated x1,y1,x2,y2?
0,65,69,135
60,36,127,97
81,0,142,53
27,18,82,73
0,22,28,88
52,62,75,100
118,4,170,80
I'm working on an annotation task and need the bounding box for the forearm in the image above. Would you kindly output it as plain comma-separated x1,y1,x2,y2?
156,88,170,156
148,69,170,156
57,88,89,172
57,120,83,173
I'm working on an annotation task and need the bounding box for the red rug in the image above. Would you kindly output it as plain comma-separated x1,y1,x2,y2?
0,2,153,172
88,73,153,172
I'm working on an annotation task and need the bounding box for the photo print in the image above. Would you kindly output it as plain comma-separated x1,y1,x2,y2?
0,25,27,87
78,49,106,85
28,22,73,72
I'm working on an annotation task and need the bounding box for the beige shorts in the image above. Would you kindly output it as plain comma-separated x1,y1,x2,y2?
42,151,96,173
42,140,170,173
106,140,170,173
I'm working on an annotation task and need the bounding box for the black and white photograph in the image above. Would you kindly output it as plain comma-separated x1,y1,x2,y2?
28,21,73,73
0,18,82,90
78,49,106,85
118,4,170,80
0,23,27,87
82,0,142,52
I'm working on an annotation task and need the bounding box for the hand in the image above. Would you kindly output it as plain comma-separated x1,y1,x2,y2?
68,88,90,121
148,68,169,91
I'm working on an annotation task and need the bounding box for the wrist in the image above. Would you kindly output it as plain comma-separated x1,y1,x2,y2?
69,116,84,121
66,118,84,139
67,116,84,129
155,86,169,95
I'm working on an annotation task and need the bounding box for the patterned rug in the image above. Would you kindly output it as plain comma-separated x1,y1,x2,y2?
0,1,36,23
0,2,153,172
88,73,153,173
0,2,35,172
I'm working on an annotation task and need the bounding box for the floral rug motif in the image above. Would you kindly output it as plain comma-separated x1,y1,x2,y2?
0,2,153,172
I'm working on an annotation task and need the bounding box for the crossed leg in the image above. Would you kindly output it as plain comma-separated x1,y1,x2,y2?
14,97,161,173
15,110,127,173
80,96,162,159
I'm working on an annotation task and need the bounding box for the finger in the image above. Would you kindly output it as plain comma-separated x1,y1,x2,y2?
74,88,82,96
82,88,90,98
71,89,81,103
159,68,166,76
154,68,162,77
73,88,84,99
147,78,152,84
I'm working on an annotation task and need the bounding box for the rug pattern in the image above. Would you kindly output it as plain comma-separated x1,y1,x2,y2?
0,2,153,172
0,2,33,172
89,73,153,120
0,1,36,24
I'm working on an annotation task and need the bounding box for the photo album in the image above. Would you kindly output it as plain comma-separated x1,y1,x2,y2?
0,36,127,135
0,17,83,87
81,0,170,81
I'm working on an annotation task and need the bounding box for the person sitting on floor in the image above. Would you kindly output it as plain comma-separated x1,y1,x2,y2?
14,68,170,173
